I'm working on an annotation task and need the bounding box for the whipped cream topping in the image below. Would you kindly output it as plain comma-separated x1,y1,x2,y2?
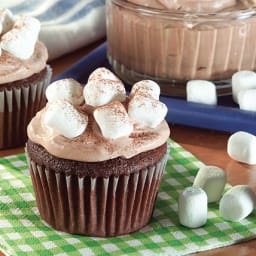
0,8,47,84
127,0,249,12
27,68,170,162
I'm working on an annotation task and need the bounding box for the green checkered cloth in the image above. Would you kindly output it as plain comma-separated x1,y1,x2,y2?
0,140,256,256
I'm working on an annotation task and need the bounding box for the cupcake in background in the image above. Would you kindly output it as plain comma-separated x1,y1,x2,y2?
26,68,170,237
0,8,52,149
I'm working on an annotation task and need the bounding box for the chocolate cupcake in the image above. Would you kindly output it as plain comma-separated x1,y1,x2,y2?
0,8,52,149
26,69,170,237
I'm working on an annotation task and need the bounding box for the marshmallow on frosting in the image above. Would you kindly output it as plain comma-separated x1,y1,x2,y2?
130,80,160,100
0,10,40,59
128,93,168,128
44,100,88,139
94,101,133,139
88,67,122,82
41,68,168,140
84,68,126,107
46,78,84,105
0,8,14,35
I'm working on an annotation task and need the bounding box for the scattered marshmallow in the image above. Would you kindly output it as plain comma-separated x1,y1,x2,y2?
1,15,40,59
46,78,84,105
237,88,256,112
186,80,217,105
128,93,167,128
84,78,126,107
178,187,208,228
44,100,88,139
227,131,256,165
130,80,160,100
232,70,256,103
94,101,133,139
219,185,256,221
88,67,121,82
193,165,227,203
0,8,14,35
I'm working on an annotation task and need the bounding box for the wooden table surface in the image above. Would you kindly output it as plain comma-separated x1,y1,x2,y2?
0,40,255,256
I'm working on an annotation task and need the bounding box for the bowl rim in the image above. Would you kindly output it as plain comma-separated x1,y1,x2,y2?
109,0,256,20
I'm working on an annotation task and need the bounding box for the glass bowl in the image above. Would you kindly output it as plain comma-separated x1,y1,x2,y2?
106,0,256,96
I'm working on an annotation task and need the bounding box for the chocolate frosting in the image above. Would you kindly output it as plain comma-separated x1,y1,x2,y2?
27,104,170,162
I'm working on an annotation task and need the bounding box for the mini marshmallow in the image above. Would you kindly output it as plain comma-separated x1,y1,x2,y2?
84,79,126,107
227,131,256,165
128,93,167,128
193,165,227,203
1,15,40,59
46,78,84,105
0,8,14,35
178,187,208,228
44,100,88,139
232,70,256,103
219,185,256,221
237,88,256,112
186,80,217,105
130,80,160,100
94,101,133,139
88,67,121,82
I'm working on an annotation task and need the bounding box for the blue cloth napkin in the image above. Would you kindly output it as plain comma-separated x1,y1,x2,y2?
0,0,106,60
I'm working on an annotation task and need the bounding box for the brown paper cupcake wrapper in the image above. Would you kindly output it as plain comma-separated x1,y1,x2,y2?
0,65,52,149
27,150,169,237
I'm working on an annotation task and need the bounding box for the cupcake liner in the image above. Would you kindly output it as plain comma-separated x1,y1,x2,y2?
0,65,52,149
27,150,169,237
